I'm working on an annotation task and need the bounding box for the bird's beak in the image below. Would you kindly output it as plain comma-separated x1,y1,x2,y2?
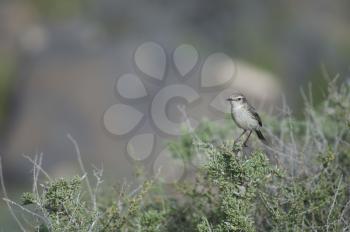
226,98,231,102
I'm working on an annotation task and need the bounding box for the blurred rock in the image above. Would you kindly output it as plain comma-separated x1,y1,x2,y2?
231,60,281,107
18,24,48,54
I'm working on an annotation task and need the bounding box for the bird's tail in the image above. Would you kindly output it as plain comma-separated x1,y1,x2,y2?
255,129,268,144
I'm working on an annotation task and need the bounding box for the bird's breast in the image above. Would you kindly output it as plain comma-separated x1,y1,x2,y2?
232,107,259,130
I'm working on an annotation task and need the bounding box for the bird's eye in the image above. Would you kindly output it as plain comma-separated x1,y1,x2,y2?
238,97,242,100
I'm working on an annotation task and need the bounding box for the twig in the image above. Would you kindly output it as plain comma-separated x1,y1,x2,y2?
92,164,104,212
23,154,52,182
67,134,95,210
0,157,27,232
3,198,47,225
326,175,343,232
22,154,52,229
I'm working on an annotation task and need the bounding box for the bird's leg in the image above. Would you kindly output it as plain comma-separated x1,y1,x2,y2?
243,130,253,147
234,130,247,144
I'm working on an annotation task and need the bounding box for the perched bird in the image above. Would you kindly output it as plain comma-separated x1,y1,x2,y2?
226,93,267,147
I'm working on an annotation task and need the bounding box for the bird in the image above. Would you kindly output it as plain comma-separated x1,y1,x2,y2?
226,93,267,147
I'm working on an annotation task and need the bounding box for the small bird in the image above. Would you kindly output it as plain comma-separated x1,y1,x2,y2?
226,93,267,147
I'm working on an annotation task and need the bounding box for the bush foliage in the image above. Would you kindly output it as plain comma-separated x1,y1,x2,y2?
7,79,350,231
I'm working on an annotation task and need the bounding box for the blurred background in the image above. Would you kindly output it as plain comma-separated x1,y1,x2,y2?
1,0,350,229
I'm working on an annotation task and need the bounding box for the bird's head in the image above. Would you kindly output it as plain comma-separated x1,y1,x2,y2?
226,93,246,106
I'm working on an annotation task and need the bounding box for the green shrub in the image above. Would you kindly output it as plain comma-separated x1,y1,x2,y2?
4,79,350,231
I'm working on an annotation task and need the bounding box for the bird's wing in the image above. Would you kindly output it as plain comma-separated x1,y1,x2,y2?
248,105,262,127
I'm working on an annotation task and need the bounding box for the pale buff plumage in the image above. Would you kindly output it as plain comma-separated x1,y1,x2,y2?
226,93,266,147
